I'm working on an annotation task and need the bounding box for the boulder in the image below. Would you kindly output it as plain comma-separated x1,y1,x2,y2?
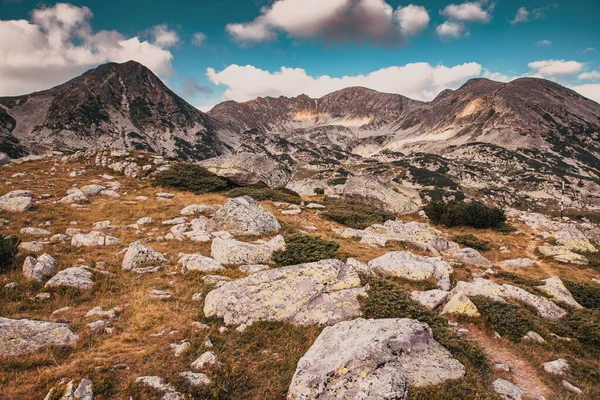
446,247,493,268
204,196,281,235
542,358,569,376
19,241,45,253
341,175,422,215
0,317,78,356
0,190,33,212
181,204,215,216
204,259,366,326
191,351,219,369
286,179,329,197
20,227,51,236
80,184,106,196
536,276,583,309
500,258,535,268
22,254,57,282
71,231,120,247
492,379,524,400
368,251,453,290
178,372,211,387
122,241,168,271
537,244,588,265
410,289,449,310
287,318,465,400
350,220,450,253
554,225,597,253
179,253,225,273
45,267,94,290
440,292,480,317
198,152,292,188
211,235,285,265
58,188,89,204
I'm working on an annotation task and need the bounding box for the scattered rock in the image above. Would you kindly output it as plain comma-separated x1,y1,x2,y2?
20,227,52,236
492,379,524,400
562,380,582,394
191,351,219,369
45,267,95,290
500,258,535,268
71,231,120,247
440,292,480,317
204,196,281,235
238,264,269,274
342,175,422,215
181,204,215,216
537,244,588,265
19,241,45,253
410,289,449,310
178,371,211,387
122,241,168,271
368,251,453,290
542,358,569,376
211,235,285,265
536,276,583,309
0,190,33,212
179,253,225,273
151,290,173,300
22,254,57,282
446,247,493,268
170,341,191,356
0,317,78,356
137,217,154,225
523,331,546,344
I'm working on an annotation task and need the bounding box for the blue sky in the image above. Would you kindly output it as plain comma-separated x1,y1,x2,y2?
1,0,599,108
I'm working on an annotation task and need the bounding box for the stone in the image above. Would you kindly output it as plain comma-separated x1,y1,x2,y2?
203,275,231,285
492,379,524,400
554,225,597,253
542,358,569,376
286,179,329,196
85,306,119,319
58,189,88,204
562,380,582,394
45,267,95,290
157,192,175,199
181,204,215,215
345,257,372,275
342,175,422,215
80,184,105,196
500,258,535,268
536,276,583,309
287,318,465,400
71,231,120,247
178,371,211,387
410,289,449,309
447,247,493,268
0,191,33,212
135,376,182,399
19,241,45,253
151,290,173,300
122,241,168,271
179,253,224,273
368,251,453,290
0,317,78,356
162,217,186,225
204,259,366,326
137,217,154,225
191,351,218,369
0,152,9,165
22,253,57,282
537,244,588,265
492,363,511,372
523,331,546,343
355,220,450,253
20,227,51,236
199,152,292,188
306,203,325,209
204,196,281,235
170,341,191,356
211,235,285,265
238,264,270,274
440,292,480,317
87,320,107,331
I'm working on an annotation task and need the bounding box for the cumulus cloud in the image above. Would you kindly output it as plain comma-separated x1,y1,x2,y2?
535,39,552,47
181,76,213,97
436,21,465,39
579,71,600,80
532,3,558,20
225,0,430,45
149,24,179,48
0,3,174,96
510,7,529,24
207,62,483,102
570,84,600,103
440,1,491,23
528,60,585,78
192,32,207,46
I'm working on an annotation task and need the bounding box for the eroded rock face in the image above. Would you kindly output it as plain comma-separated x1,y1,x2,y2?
122,241,168,271
211,235,285,265
287,318,465,400
0,317,78,356
368,251,453,290
45,267,95,290
342,175,422,215
204,259,366,326
204,196,281,235
199,153,292,189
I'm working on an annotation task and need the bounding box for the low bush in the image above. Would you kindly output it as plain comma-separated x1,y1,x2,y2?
0,235,20,272
550,309,600,351
322,198,395,229
581,251,600,271
564,280,600,309
273,235,339,266
152,163,232,194
313,187,325,195
452,234,490,251
228,187,301,205
470,296,539,342
424,200,507,229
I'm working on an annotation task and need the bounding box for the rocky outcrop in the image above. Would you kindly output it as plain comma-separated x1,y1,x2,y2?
0,190,33,212
287,318,465,399
198,153,292,188
536,277,583,309
204,259,366,326
0,317,78,356
554,225,597,253
71,231,120,247
410,289,449,310
341,175,422,215
211,235,285,265
368,251,453,290
204,196,281,235
537,244,588,265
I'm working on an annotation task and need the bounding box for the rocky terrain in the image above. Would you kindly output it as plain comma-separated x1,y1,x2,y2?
1,150,600,399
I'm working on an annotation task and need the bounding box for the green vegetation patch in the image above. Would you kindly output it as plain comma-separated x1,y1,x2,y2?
563,280,600,309
273,235,340,267
0,234,20,273
452,234,490,251
424,200,507,229
470,296,539,342
152,163,232,194
322,198,395,229
228,186,301,205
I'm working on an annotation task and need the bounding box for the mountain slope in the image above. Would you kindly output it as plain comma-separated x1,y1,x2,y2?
0,61,228,161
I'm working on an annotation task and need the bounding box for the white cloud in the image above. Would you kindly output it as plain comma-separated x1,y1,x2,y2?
440,1,491,23
225,0,429,45
580,47,595,53
436,21,466,39
196,103,217,113
207,62,482,102
570,84,600,103
482,69,515,82
510,7,529,24
0,3,174,96
535,39,552,47
579,71,600,80
394,5,430,37
150,24,179,48
192,32,207,46
528,60,585,78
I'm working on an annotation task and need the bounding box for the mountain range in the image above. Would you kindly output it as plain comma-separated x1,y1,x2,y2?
1,60,600,209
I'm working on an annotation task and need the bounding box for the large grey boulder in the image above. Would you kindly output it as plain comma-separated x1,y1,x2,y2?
0,317,79,356
71,231,120,247
22,254,57,282
368,251,453,290
445,247,493,268
179,253,225,273
198,152,292,188
554,225,597,253
211,235,285,265
342,175,422,215
204,196,281,235
492,379,524,400
204,259,366,326
536,276,583,309
0,190,33,212
45,267,95,290
122,241,168,271
537,244,588,265
287,318,465,400
410,289,449,310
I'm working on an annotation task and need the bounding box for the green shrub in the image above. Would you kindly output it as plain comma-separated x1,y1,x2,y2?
564,280,600,309
452,234,490,251
152,163,232,194
313,187,325,195
322,198,395,229
228,187,301,205
273,235,340,266
424,200,507,229
470,296,539,342
0,235,20,273
581,252,600,271
550,309,600,351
